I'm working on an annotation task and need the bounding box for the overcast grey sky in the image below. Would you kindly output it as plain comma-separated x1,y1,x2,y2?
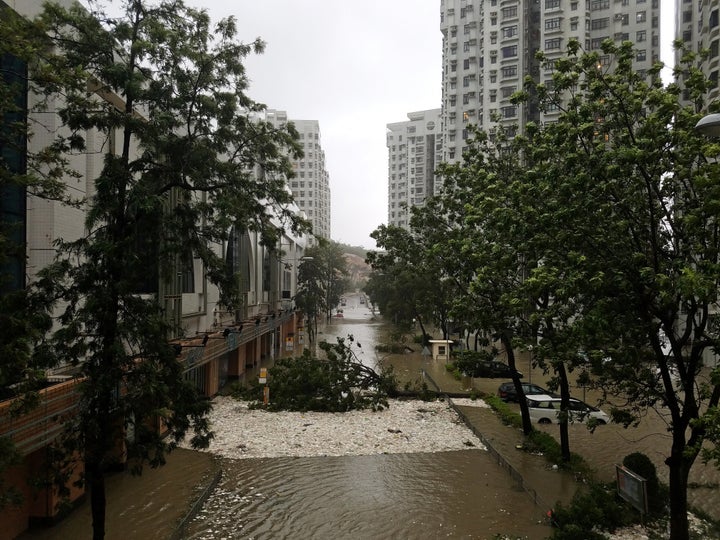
184,1,442,249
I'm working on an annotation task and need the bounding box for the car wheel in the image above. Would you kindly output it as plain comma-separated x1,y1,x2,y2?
538,418,552,425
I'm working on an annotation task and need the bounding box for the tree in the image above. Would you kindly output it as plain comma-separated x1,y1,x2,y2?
513,39,720,539
425,126,542,437
366,224,453,342
11,1,309,538
295,240,349,341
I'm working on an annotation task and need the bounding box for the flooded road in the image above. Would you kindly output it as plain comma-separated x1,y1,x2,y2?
183,295,550,539
185,451,549,539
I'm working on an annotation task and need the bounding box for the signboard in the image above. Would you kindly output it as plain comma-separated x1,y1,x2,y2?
616,465,648,514
258,367,267,385
285,336,294,351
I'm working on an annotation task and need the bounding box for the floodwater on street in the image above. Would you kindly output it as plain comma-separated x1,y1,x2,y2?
184,294,551,539
184,451,550,539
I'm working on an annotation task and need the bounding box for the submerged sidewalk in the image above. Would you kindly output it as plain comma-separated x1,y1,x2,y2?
421,365,581,516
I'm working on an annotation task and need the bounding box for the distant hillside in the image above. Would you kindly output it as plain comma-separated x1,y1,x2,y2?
335,242,368,260
343,252,372,284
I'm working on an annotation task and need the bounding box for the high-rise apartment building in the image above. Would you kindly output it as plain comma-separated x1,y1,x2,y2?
266,110,331,245
386,109,442,229
675,1,720,104
439,0,661,163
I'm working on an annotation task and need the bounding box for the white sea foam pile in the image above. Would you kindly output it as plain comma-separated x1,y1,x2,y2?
185,395,489,459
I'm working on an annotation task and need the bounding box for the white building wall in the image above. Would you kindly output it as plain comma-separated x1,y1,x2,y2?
265,110,332,247
386,109,442,229
675,0,720,105
440,0,661,164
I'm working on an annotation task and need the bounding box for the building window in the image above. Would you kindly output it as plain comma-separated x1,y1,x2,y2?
546,17,562,30
501,106,517,118
636,11,646,23
502,25,518,38
501,65,518,77
636,49,646,62
591,18,609,30
636,30,646,42
545,0,560,9
502,45,518,58
545,38,562,50
590,0,609,10
502,6,518,18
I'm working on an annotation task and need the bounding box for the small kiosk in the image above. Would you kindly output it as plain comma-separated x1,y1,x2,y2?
428,339,454,361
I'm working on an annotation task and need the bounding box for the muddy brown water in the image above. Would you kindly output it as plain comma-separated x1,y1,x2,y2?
184,452,549,539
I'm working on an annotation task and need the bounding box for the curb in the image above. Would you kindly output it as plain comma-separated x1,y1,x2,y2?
423,369,554,516
169,465,223,540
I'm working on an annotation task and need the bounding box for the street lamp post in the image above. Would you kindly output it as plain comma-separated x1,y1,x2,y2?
694,113,720,137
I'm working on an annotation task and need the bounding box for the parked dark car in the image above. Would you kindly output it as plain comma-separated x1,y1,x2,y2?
464,360,523,379
497,381,552,402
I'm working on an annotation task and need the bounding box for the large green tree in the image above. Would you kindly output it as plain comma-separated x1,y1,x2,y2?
295,240,348,342
514,40,720,539
367,224,453,342
9,1,309,538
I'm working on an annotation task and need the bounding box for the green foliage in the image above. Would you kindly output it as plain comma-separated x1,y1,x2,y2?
484,394,523,429
449,349,496,377
256,337,397,412
3,1,310,536
622,452,664,515
549,482,635,540
295,240,350,339
367,224,455,340
445,363,463,381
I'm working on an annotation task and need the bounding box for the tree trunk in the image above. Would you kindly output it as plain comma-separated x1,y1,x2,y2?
666,443,691,540
88,459,106,540
501,334,532,435
556,362,571,462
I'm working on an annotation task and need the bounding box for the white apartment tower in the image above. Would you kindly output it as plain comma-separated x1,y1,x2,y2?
674,0,720,104
386,109,442,229
440,0,661,163
266,110,331,245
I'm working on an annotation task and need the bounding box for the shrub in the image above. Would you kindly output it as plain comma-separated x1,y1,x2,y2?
485,394,523,429
550,482,635,539
622,452,664,515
